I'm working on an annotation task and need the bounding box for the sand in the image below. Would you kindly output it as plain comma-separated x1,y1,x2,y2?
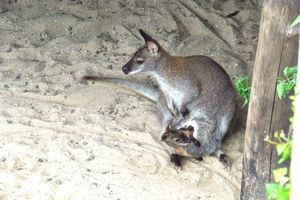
0,0,261,199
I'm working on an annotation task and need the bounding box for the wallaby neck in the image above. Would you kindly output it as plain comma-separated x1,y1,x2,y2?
150,49,185,112
152,49,174,76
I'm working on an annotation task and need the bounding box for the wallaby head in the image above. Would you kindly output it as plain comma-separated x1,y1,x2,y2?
161,126,193,145
161,126,202,158
122,29,163,75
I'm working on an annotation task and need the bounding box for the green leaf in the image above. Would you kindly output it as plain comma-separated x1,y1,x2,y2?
286,81,295,91
277,81,294,99
278,146,291,164
291,14,300,27
234,76,251,107
273,168,288,182
283,66,297,77
276,143,287,156
277,83,286,99
277,66,297,99
279,176,290,187
266,183,279,199
277,186,289,200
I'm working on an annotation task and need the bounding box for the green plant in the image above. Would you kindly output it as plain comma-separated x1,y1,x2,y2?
265,64,296,200
291,14,300,27
265,131,293,200
276,65,297,99
265,73,295,200
234,76,251,107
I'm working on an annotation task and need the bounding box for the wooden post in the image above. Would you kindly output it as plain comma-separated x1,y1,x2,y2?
240,1,299,200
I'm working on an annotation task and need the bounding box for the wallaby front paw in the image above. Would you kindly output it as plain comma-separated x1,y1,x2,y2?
170,153,182,167
192,138,201,147
179,106,189,117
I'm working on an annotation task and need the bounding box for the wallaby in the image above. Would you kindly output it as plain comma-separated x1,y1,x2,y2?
81,79,231,167
161,126,203,166
121,29,237,163
82,75,201,166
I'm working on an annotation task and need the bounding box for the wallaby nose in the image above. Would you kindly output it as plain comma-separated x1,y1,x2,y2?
122,66,130,74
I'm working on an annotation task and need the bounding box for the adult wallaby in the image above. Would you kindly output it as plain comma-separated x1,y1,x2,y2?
121,29,236,163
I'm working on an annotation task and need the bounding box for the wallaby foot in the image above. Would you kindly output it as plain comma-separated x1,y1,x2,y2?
213,150,231,169
170,153,183,167
194,156,203,161
218,153,231,169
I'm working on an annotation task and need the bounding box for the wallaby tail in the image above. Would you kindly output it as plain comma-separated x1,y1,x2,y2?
81,76,160,102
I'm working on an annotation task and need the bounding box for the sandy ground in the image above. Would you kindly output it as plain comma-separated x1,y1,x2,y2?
0,0,260,199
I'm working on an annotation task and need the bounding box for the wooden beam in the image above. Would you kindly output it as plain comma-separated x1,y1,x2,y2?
240,1,299,200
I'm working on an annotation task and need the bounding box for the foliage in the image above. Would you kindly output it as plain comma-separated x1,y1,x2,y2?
266,64,297,200
266,66,297,199
265,131,293,200
276,66,297,99
234,76,251,107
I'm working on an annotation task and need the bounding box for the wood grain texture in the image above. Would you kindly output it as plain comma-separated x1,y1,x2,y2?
240,1,299,200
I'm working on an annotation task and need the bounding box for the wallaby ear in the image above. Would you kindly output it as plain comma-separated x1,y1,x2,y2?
146,41,159,55
161,131,169,141
187,126,194,132
139,29,160,55
139,29,152,42
167,124,172,131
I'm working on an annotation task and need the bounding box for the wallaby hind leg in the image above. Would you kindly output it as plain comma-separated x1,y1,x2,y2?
208,128,231,168
215,106,235,169
218,105,236,139
175,118,232,168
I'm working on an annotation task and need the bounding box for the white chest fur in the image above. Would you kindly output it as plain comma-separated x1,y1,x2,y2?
152,74,184,111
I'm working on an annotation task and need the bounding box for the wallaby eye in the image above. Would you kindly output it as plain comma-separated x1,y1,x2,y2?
136,58,144,64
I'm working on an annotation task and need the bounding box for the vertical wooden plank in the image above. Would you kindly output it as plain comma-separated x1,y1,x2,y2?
269,2,299,173
240,1,299,200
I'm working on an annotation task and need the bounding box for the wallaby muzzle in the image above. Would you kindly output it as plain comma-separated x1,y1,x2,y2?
122,64,130,74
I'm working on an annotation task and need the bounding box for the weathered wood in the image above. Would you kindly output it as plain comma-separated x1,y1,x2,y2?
240,1,299,200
